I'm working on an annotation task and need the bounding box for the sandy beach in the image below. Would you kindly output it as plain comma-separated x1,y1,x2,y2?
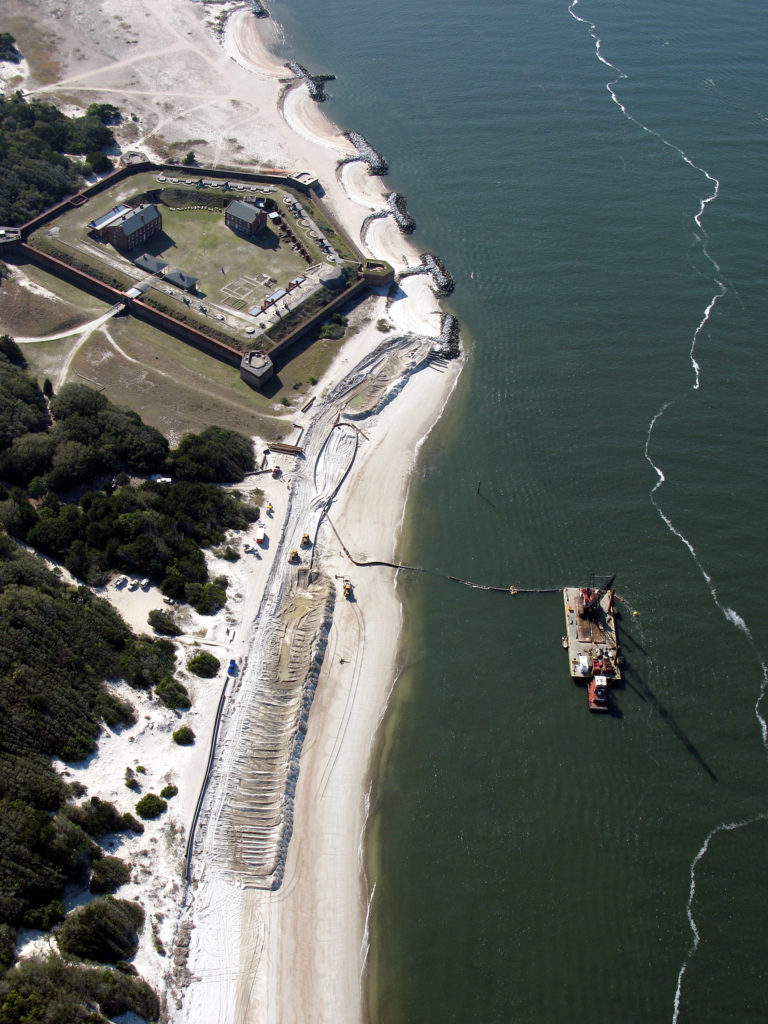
3,1,463,1019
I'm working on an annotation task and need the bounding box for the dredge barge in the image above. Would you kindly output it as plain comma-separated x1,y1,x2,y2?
563,575,621,713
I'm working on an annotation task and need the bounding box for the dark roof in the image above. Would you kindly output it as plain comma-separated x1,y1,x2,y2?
134,253,168,274
165,268,198,291
111,203,161,235
226,199,263,225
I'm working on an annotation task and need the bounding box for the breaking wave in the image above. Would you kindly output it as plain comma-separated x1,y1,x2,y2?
569,2,768,1018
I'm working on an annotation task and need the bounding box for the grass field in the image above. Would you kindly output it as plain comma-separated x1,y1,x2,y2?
6,169,372,440
5,257,372,441
142,206,304,307
29,171,355,350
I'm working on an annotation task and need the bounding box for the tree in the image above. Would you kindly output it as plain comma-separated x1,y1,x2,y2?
56,897,144,963
89,856,130,894
147,609,181,636
187,651,220,678
135,793,166,820
43,377,53,398
169,425,255,483
182,150,196,166
0,334,25,367
172,726,195,746
86,150,113,174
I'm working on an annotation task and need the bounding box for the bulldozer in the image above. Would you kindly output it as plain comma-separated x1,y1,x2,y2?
288,548,299,564
301,532,311,547
343,578,353,599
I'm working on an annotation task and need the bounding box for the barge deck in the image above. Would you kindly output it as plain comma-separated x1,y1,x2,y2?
563,584,621,710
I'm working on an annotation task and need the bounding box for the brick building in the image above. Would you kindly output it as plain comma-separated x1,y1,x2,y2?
225,199,266,236
90,203,162,250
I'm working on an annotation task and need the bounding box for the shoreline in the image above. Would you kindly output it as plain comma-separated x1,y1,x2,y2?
181,11,465,1023
0,1,464,1020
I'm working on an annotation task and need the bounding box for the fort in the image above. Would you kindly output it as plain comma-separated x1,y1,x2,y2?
0,160,394,389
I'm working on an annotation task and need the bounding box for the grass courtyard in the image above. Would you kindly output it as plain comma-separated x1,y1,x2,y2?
29,171,359,351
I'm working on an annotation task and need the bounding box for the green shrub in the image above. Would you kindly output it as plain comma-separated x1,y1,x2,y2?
89,856,131,894
147,609,182,636
56,897,144,963
172,726,195,746
0,954,159,1021
159,784,178,800
62,797,133,839
118,812,144,834
135,793,166,820
22,899,64,931
186,581,226,615
154,677,191,710
188,650,220,677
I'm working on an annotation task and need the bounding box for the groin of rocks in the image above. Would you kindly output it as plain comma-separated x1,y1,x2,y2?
286,61,336,102
341,131,389,175
399,252,455,295
248,0,269,17
436,313,462,358
387,192,415,233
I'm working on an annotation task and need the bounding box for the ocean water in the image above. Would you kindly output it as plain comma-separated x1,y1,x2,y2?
272,1,768,1020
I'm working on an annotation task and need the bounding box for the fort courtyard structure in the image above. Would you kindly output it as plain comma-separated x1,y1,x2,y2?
2,161,394,389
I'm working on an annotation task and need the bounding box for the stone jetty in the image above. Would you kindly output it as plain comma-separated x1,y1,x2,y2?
387,192,415,233
286,62,336,102
342,131,388,175
399,252,455,295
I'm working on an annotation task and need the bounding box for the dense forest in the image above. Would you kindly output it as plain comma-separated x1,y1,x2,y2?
0,92,120,224
0,350,257,609
0,337,257,1018
0,536,161,1018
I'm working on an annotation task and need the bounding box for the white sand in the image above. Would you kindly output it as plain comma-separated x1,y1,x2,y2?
7,2,464,1020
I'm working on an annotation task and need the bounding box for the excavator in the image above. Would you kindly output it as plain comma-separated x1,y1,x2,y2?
578,574,616,622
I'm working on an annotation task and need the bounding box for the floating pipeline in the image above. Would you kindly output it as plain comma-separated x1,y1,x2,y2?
342,130,388,175
387,192,416,233
286,61,336,102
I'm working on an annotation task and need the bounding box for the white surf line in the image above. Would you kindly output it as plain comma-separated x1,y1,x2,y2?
568,0,725,389
568,2,768,1018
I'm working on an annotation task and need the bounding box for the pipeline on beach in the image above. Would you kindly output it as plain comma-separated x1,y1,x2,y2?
326,517,558,595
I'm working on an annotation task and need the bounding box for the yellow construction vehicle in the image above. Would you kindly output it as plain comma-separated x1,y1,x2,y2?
343,578,352,599
301,532,311,547
289,548,299,563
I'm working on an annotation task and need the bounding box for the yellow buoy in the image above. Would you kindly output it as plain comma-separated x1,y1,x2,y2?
633,610,639,617
509,585,516,596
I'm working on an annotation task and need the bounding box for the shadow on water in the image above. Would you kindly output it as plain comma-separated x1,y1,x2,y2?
625,666,718,782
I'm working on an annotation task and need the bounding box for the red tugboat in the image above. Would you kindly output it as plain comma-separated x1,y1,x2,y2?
563,575,620,712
